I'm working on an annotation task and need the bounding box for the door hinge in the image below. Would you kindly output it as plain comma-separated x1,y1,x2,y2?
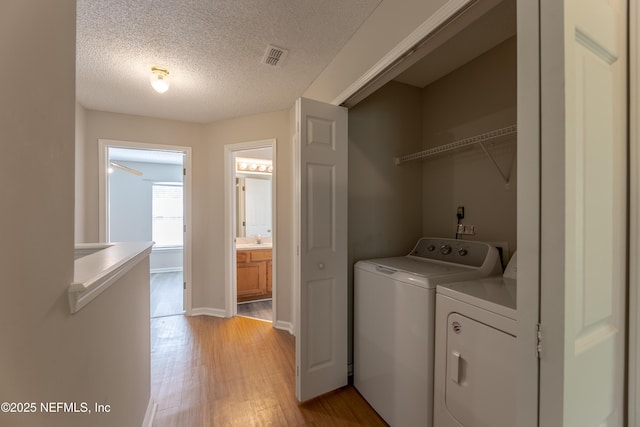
183,168,186,176
536,323,542,358
183,224,187,233
183,282,186,290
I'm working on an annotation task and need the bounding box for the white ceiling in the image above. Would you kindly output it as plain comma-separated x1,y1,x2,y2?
76,0,381,124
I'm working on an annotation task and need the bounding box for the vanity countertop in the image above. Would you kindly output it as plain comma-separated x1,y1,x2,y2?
236,243,272,250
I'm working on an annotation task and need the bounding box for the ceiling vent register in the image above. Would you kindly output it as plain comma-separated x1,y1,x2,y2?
262,45,288,67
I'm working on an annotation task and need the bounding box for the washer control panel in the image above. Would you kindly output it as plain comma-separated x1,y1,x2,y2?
410,238,491,267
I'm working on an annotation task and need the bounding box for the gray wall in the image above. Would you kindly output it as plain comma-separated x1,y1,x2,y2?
348,81,425,262
421,36,517,256
1,2,150,426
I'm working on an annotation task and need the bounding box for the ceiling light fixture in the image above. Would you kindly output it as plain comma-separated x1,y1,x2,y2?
236,157,273,175
150,66,170,93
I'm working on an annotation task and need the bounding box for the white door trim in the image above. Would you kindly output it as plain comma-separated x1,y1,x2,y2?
630,0,640,423
223,139,277,322
98,138,193,315
515,0,541,425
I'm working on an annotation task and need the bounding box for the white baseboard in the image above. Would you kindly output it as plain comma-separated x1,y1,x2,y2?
150,267,184,274
141,398,157,427
189,308,292,334
190,307,227,318
275,320,294,335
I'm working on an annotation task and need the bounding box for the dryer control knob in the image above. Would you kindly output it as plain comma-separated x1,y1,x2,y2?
458,248,468,256
440,244,452,255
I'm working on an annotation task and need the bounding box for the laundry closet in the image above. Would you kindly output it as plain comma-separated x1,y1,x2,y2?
347,1,518,425
348,0,517,272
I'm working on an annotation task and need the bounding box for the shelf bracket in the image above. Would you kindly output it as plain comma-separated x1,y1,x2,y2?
478,142,512,189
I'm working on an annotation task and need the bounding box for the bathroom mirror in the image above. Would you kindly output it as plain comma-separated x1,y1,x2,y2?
236,171,272,238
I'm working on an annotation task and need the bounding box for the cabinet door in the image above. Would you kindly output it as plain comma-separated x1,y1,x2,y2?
237,261,267,301
266,260,272,293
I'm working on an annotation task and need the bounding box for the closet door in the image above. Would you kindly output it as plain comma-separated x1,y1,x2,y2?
539,0,628,425
294,97,348,402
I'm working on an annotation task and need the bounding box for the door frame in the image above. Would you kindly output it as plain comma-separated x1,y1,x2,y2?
223,138,277,321
98,139,193,315
630,0,639,423
515,0,541,425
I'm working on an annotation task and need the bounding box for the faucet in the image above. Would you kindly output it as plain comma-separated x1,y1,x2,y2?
255,234,262,244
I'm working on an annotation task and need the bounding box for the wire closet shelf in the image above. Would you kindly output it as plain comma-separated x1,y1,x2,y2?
394,124,517,165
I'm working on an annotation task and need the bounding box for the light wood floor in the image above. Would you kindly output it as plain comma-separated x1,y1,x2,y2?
151,315,386,426
151,272,184,318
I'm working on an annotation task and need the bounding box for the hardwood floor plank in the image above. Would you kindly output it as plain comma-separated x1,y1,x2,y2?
151,272,184,318
151,315,386,426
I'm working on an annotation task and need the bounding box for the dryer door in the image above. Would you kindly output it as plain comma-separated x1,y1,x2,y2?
444,313,516,427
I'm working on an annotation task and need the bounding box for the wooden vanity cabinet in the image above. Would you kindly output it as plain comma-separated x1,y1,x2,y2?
237,248,272,302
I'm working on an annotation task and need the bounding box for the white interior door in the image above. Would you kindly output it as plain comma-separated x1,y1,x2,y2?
539,0,628,425
294,97,348,402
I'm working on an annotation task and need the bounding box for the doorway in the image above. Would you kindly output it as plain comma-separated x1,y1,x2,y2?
224,139,276,324
98,139,193,316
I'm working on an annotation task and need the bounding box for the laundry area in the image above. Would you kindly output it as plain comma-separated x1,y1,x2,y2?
348,0,518,425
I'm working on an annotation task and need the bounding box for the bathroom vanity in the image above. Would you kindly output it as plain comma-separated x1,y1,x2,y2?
236,247,272,302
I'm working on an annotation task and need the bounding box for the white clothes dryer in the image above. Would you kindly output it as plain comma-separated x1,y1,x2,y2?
354,238,502,427
433,253,517,427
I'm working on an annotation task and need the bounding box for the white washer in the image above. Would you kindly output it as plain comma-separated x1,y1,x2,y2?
433,253,517,427
354,238,502,427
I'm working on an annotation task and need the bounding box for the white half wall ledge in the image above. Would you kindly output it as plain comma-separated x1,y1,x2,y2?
69,241,154,314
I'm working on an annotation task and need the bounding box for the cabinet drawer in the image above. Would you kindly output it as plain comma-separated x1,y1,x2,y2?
250,249,272,262
237,251,250,263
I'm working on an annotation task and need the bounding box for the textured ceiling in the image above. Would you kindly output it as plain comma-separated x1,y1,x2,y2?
76,0,381,123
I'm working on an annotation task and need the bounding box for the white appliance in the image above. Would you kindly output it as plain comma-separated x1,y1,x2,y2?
433,252,517,427
354,238,502,427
